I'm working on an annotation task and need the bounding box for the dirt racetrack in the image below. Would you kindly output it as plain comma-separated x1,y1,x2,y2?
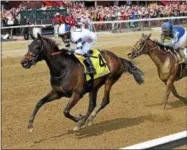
2,31,187,149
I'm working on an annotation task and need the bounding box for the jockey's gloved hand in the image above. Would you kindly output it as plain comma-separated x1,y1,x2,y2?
67,49,74,55
153,39,158,42
154,39,162,45
60,48,69,51
65,47,71,51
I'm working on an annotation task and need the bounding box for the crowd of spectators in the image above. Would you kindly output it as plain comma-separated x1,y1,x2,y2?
2,1,187,27
67,1,187,30
69,2,187,22
1,4,25,27
1,1,187,39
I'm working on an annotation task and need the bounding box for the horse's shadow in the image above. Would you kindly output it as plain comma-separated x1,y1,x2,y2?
33,114,157,144
66,114,153,139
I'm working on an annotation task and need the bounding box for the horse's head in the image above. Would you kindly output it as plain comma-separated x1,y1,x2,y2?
128,33,152,59
21,33,46,69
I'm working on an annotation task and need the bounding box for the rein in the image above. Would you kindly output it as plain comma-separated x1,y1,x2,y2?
52,51,62,56
51,51,98,58
139,38,166,55
147,41,179,62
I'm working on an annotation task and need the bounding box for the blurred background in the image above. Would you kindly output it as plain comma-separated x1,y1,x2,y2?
1,1,187,40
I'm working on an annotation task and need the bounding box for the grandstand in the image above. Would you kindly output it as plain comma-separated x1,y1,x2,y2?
1,1,187,40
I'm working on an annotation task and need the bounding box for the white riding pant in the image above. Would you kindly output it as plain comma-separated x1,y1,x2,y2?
173,31,187,49
54,24,60,37
74,32,97,55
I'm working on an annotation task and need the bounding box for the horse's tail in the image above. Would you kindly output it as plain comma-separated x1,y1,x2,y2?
119,57,144,84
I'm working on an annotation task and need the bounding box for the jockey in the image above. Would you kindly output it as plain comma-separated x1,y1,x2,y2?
57,23,97,74
160,22,187,64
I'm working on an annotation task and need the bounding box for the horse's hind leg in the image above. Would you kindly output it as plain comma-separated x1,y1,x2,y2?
73,89,98,131
171,84,187,104
87,79,112,124
28,90,62,132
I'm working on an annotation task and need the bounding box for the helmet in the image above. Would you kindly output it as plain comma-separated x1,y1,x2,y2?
162,22,173,32
58,23,70,36
55,12,60,16
32,27,42,39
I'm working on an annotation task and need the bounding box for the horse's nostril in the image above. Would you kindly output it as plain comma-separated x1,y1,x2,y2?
21,60,26,65
21,59,30,68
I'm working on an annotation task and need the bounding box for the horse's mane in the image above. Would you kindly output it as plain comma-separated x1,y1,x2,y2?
154,40,175,51
43,37,60,51
42,36,78,62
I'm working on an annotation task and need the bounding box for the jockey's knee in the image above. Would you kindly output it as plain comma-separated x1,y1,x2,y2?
74,49,86,55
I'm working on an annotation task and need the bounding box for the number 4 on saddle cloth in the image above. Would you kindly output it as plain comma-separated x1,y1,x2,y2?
74,49,110,81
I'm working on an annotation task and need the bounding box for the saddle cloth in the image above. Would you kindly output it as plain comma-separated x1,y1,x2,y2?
74,49,110,81
183,48,187,60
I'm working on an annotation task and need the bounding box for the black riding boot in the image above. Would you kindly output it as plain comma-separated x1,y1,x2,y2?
84,55,96,75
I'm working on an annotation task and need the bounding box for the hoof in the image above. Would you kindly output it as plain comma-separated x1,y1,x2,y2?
73,126,81,132
87,119,93,126
91,111,96,118
28,128,34,133
28,123,34,133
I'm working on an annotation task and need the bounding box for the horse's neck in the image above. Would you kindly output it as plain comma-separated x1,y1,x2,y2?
43,51,69,77
148,45,168,69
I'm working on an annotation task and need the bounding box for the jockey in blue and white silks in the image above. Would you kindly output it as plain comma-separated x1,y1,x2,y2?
161,22,187,63
57,23,97,74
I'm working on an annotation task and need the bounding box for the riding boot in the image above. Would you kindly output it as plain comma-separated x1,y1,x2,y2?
84,55,96,75
178,49,187,64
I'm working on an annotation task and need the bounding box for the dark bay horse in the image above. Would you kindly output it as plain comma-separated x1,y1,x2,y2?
128,33,187,109
21,34,144,131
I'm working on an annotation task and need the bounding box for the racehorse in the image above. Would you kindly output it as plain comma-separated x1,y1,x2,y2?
21,33,144,132
128,33,187,109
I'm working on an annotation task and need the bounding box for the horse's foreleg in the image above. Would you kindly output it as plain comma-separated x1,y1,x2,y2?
63,92,82,123
171,85,187,104
163,78,175,109
74,89,98,131
28,90,62,132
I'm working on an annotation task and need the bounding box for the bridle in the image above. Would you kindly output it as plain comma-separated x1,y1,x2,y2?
27,43,44,65
132,36,158,56
132,37,150,56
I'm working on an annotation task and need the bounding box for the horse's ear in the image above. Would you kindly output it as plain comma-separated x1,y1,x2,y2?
37,33,44,43
148,33,152,38
37,33,42,40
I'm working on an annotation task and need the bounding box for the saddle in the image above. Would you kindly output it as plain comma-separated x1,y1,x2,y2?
74,49,110,81
156,42,187,80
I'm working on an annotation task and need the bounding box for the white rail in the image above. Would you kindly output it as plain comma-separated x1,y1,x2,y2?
92,16,187,24
121,131,187,149
1,16,187,29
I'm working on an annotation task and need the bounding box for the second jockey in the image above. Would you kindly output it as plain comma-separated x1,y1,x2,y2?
57,23,97,74
160,22,187,64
